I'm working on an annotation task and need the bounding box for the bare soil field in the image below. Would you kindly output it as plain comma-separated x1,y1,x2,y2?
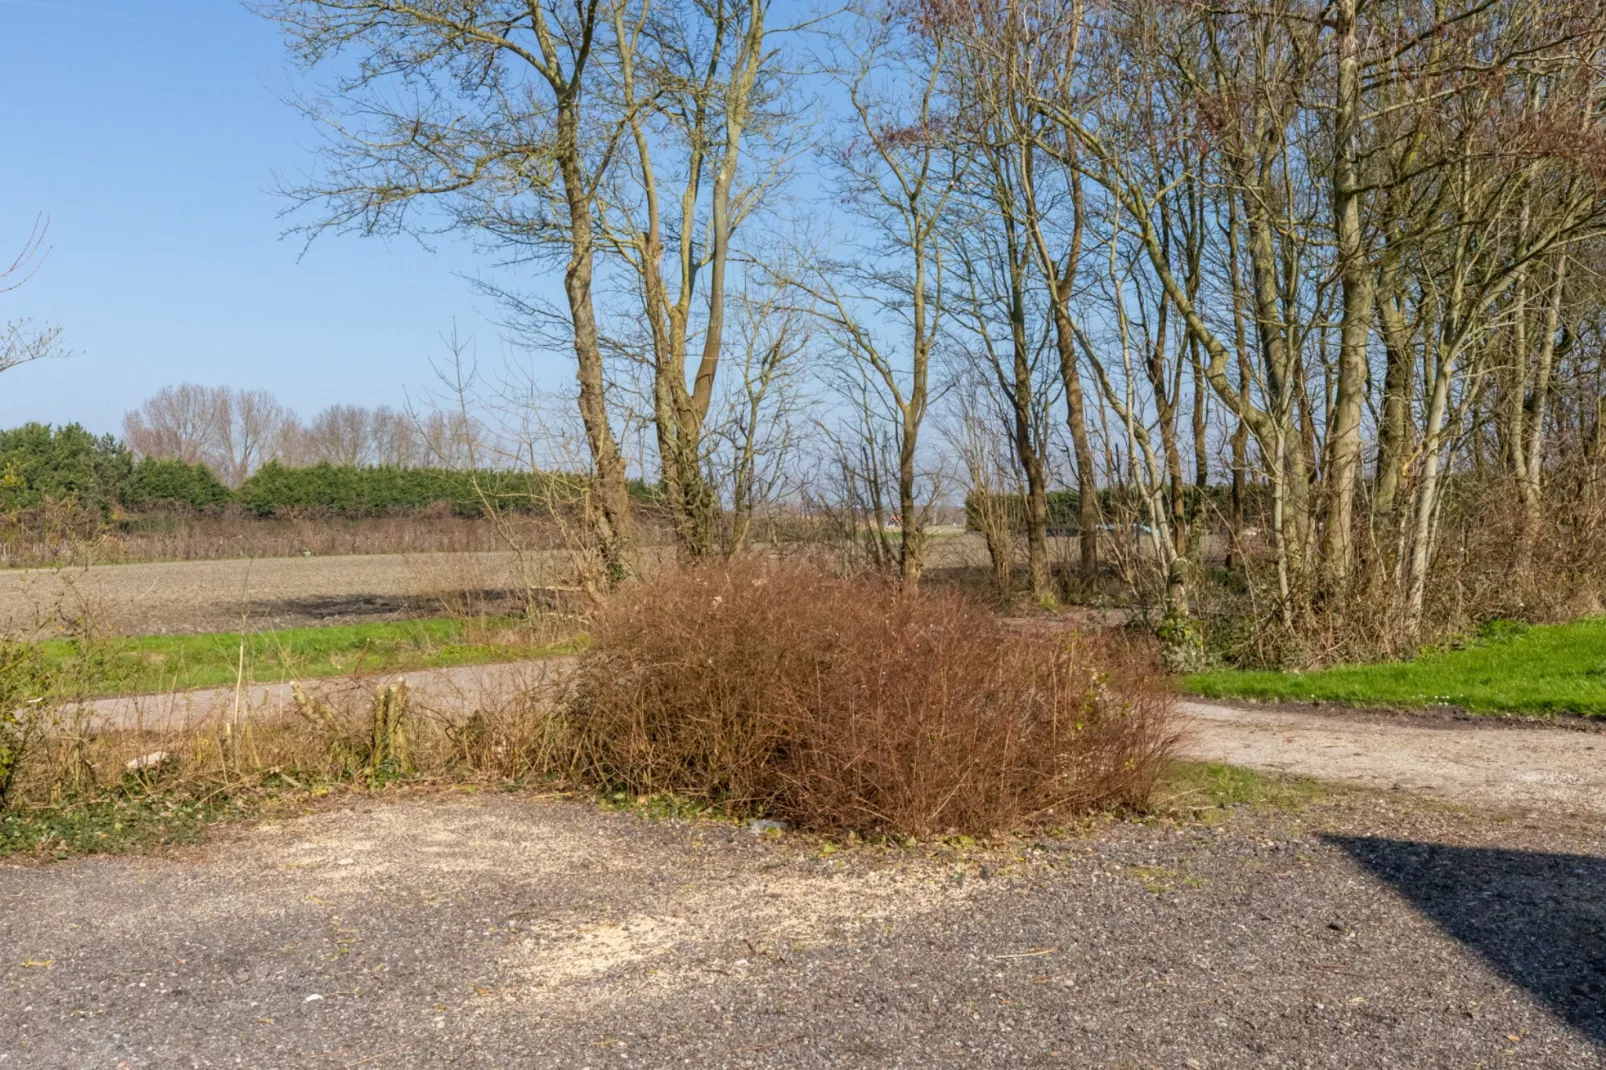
3,790,1601,1069
0,552,546,637
0,536,1018,638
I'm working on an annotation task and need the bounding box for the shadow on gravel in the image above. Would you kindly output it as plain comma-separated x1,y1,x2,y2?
1327,835,1606,1045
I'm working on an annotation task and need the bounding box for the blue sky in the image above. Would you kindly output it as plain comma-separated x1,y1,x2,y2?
0,0,534,436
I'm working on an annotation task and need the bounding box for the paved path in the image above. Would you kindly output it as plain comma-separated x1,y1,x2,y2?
78,662,1606,818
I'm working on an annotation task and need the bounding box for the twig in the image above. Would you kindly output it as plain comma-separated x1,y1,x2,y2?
991,947,1060,959
344,1045,409,1068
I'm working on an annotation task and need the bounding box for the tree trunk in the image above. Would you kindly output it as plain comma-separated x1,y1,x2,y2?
1515,254,1568,580
1320,0,1375,589
558,111,634,584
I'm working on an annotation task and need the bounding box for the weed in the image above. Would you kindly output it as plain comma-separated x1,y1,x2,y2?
0,793,237,859
1156,762,1324,817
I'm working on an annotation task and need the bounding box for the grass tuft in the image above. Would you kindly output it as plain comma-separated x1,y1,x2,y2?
1155,761,1325,817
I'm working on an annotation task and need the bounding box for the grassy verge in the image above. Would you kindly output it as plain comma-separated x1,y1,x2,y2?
1187,616,1606,717
1154,761,1325,818
0,793,242,860
35,617,575,698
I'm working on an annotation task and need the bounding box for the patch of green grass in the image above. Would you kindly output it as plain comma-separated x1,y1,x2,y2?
1157,761,1324,816
1127,863,1207,894
36,617,575,699
1187,616,1606,717
0,793,239,859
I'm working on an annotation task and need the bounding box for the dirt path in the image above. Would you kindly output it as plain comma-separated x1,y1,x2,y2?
77,662,1606,819
1178,699,1606,818
78,659,567,731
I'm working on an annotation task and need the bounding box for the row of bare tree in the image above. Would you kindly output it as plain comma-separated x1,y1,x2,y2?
255,0,1606,652
122,384,476,484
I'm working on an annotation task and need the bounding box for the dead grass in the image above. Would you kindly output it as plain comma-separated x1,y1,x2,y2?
567,559,1178,835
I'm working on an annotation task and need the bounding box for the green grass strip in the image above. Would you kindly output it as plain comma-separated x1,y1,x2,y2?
1187,616,1606,717
35,617,572,698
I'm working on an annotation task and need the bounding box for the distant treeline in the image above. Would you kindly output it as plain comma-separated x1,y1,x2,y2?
0,423,653,519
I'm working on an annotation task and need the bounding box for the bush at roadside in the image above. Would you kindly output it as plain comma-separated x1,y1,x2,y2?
567,559,1177,835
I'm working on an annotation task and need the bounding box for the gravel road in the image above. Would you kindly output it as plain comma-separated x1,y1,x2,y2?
2,791,1601,1069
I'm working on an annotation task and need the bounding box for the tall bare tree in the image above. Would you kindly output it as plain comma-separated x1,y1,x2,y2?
122,383,220,466
788,2,963,588
264,0,637,582
599,0,789,556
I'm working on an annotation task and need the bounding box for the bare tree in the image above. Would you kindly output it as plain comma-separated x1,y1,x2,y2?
598,0,793,557
302,403,375,466
2,215,65,376
122,384,222,466
787,3,963,589
211,388,293,486
941,364,1019,596
123,385,293,485
264,0,638,583
371,405,427,467
710,278,808,554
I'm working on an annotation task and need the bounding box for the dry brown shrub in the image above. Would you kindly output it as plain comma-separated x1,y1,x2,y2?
567,559,1177,835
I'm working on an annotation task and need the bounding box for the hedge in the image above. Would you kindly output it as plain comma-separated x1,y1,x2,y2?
123,458,233,512
1,422,660,520
238,462,542,517
0,423,132,514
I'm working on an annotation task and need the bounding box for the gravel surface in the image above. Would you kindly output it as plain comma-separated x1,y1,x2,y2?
2,792,1601,1069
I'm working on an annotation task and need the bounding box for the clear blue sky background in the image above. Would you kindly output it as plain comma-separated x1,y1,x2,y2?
0,0,530,436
